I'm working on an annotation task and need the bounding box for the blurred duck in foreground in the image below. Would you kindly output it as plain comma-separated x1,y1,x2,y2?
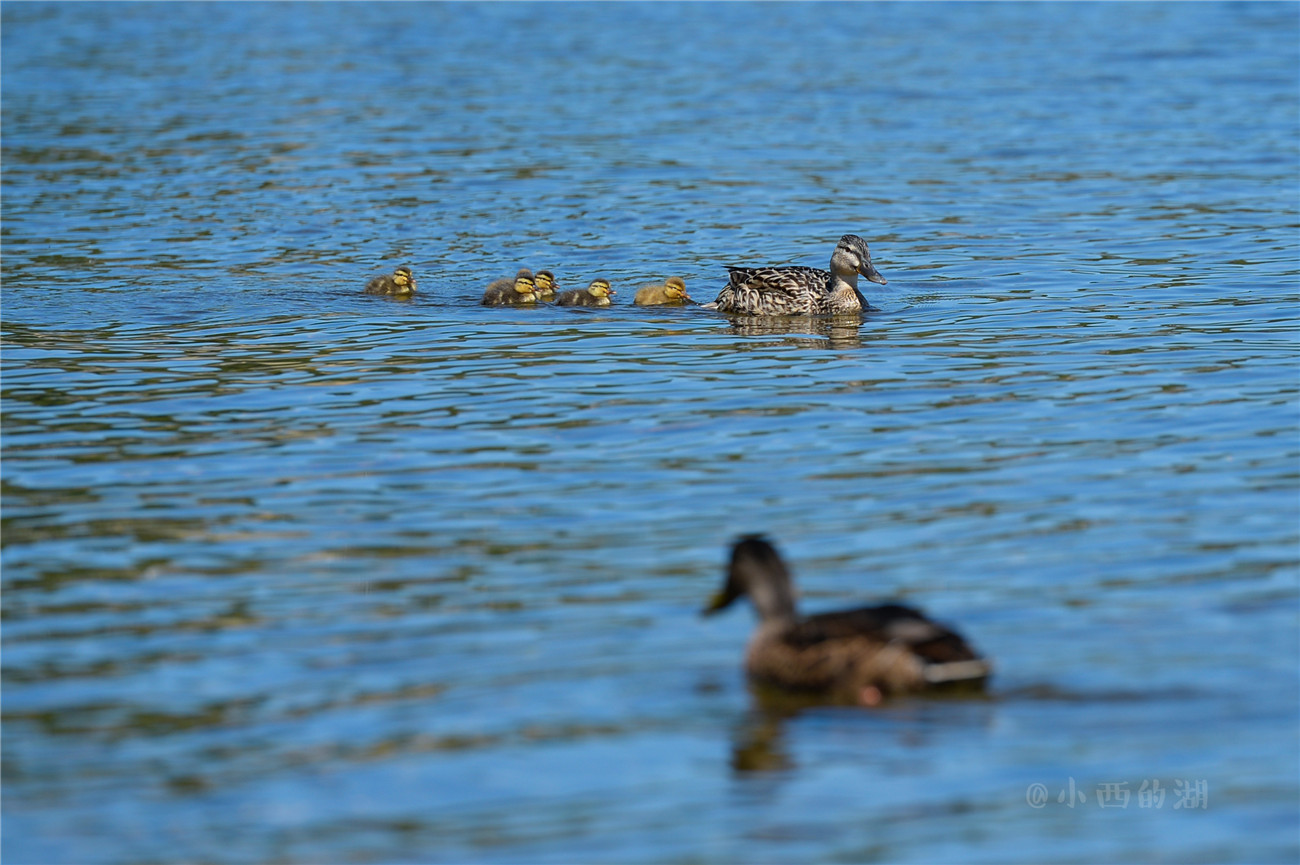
482,269,539,306
705,234,886,315
534,270,559,300
556,279,615,307
703,535,990,706
633,276,693,306
364,266,416,296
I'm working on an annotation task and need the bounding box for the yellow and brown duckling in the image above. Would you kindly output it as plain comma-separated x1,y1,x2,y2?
364,266,416,296
703,535,991,706
534,270,559,301
633,276,693,306
555,278,615,307
482,268,540,306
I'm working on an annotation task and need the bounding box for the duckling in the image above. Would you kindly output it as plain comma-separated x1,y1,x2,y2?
534,270,559,301
481,268,539,306
555,278,615,307
364,266,416,296
705,234,886,316
633,276,693,306
703,535,990,706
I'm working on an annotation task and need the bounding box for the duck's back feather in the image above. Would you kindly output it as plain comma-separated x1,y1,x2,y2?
481,280,513,305
556,288,608,307
711,266,830,315
365,275,401,295
748,603,989,696
788,605,980,660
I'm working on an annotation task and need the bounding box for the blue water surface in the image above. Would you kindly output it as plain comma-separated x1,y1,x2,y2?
3,2,1298,863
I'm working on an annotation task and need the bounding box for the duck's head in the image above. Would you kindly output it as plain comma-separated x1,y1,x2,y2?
587,278,614,298
535,270,557,296
702,534,798,622
513,268,538,297
831,235,887,285
664,276,692,301
392,266,416,293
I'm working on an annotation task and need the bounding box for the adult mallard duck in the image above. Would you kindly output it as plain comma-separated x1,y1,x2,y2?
703,535,990,706
705,234,886,315
556,278,615,307
534,270,559,301
482,269,539,306
364,266,416,296
633,276,693,306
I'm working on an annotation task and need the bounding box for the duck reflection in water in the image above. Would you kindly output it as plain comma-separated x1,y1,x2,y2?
724,315,870,349
728,682,995,774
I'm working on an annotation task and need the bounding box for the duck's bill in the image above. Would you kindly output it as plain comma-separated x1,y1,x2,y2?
701,592,730,616
859,261,888,285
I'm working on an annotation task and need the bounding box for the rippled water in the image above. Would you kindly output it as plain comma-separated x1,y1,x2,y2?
4,3,1298,863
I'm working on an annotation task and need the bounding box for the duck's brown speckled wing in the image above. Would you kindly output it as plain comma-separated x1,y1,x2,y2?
788,605,981,663
710,266,830,315
748,604,989,696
